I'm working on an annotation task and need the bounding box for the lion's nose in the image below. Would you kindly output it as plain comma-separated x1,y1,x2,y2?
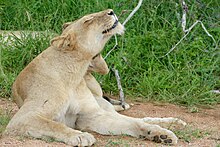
108,11,114,16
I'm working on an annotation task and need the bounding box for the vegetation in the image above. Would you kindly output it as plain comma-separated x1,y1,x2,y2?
0,109,11,134
0,0,219,106
174,127,210,143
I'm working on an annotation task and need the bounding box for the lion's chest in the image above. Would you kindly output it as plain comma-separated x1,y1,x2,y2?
64,91,81,128
53,91,80,128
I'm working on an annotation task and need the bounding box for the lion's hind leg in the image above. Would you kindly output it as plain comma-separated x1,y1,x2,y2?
142,117,187,130
4,103,96,146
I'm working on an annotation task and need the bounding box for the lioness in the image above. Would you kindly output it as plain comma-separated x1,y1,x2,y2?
14,52,130,111
5,9,181,146
1,28,129,111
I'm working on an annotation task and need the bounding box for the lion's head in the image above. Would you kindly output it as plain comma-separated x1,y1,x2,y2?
51,9,124,57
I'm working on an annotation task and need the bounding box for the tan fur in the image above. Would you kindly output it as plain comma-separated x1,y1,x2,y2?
13,51,128,111
4,9,184,146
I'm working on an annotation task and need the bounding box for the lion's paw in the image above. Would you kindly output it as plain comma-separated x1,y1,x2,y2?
68,132,96,146
151,129,177,144
140,125,178,144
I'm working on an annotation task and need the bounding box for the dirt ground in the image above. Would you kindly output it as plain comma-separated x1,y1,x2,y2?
0,98,219,147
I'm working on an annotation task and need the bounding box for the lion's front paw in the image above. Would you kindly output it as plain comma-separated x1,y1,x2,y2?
68,132,96,146
140,125,178,144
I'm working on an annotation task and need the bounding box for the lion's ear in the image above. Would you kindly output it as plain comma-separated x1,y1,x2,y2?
50,34,75,51
83,16,94,24
62,22,72,31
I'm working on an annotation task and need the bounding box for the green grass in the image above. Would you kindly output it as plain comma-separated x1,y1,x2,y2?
174,127,210,143
105,139,130,147
0,0,220,107
0,109,11,134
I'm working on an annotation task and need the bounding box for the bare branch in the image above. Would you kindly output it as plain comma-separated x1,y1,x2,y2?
112,67,126,109
181,0,188,33
122,0,143,26
199,21,217,45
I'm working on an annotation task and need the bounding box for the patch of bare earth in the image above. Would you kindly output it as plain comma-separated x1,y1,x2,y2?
0,98,219,147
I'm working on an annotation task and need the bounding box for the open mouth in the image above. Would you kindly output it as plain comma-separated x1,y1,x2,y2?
102,20,118,34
